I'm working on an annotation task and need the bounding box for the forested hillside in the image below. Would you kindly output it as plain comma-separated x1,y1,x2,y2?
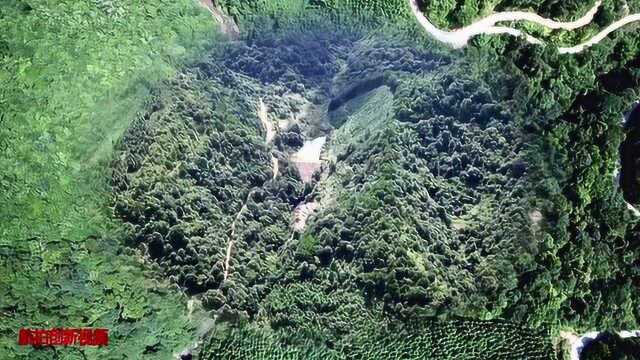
112,24,559,358
3,0,640,359
198,0,640,358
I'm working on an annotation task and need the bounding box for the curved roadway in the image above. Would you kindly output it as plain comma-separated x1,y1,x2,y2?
409,0,640,54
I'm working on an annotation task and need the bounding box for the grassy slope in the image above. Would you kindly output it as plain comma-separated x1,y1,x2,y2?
0,1,219,358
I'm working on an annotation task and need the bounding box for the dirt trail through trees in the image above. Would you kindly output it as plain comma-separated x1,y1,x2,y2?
258,98,278,179
221,100,277,281
222,190,252,281
258,98,275,144
409,0,640,54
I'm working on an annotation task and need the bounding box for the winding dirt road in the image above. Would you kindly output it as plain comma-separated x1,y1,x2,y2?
409,0,640,54
559,13,640,54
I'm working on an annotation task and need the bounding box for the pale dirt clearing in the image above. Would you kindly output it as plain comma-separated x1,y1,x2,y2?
292,201,319,232
271,155,279,179
291,136,326,183
292,136,326,163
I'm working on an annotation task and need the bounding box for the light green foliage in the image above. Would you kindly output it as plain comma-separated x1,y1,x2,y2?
297,234,319,258
426,0,457,27
0,0,218,358
200,284,556,359
310,0,412,19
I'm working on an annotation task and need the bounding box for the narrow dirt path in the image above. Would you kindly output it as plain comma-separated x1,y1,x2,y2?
222,190,252,281
221,99,277,281
409,0,640,54
258,98,278,179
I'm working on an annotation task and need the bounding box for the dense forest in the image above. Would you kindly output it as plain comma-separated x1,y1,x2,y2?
111,25,558,358
3,0,640,359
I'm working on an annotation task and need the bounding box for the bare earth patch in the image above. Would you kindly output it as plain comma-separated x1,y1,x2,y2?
292,201,319,232
292,136,326,183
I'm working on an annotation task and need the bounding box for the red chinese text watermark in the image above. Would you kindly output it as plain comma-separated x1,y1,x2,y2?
18,328,109,346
